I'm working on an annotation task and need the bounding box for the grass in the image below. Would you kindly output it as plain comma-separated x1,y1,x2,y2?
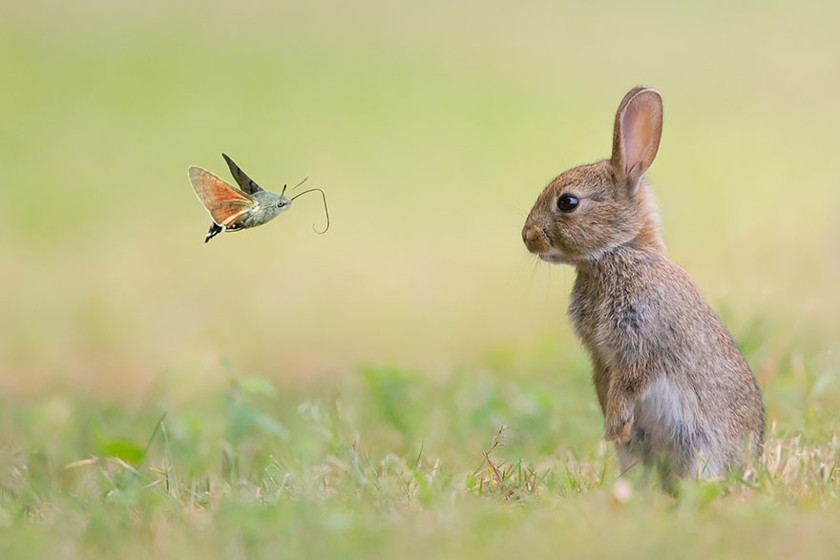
2,341,839,558
1,0,839,557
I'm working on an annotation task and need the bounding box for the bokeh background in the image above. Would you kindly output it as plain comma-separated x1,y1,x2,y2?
1,0,838,406
2,2,840,558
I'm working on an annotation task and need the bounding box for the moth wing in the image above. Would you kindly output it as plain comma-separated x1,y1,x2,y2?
211,201,255,227
222,153,264,194
188,166,254,226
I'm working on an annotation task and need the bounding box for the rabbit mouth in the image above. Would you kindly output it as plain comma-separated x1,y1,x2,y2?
522,224,568,263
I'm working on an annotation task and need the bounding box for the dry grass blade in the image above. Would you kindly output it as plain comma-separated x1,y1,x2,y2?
107,457,139,475
63,457,99,469
483,451,503,485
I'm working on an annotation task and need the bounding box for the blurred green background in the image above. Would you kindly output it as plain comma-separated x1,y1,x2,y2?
2,1,840,558
2,0,837,398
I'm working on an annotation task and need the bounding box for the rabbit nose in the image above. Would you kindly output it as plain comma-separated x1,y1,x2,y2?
522,225,550,254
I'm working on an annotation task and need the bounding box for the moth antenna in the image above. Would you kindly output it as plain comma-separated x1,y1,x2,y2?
290,176,309,192
290,187,330,234
282,184,288,196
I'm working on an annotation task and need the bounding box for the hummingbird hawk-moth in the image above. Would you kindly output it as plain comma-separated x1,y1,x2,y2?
189,153,329,243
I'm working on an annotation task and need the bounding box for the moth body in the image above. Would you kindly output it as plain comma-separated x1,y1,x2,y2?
237,191,292,229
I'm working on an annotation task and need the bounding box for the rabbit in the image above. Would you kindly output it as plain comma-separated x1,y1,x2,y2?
521,86,764,479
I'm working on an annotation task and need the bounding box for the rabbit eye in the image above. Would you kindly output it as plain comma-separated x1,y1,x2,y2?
557,194,579,213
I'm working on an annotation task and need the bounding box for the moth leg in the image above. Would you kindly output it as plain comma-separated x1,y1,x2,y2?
205,223,225,243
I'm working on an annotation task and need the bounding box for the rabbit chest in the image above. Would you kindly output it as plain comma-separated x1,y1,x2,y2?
567,249,676,372
568,249,703,447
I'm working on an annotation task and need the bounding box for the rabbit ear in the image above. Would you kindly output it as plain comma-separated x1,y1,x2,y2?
610,87,663,192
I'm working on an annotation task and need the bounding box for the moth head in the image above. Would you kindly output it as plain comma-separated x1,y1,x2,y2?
277,193,292,209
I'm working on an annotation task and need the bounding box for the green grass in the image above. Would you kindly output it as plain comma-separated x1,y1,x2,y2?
1,0,839,557
1,346,839,559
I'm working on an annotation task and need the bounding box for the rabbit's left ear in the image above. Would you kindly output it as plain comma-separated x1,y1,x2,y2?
611,87,663,192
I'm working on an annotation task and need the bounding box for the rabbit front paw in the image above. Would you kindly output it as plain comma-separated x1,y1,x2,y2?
604,406,634,444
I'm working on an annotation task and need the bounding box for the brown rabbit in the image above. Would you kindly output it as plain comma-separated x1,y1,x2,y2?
522,86,764,479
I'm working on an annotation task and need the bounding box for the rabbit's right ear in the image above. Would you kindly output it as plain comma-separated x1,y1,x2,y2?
610,86,663,192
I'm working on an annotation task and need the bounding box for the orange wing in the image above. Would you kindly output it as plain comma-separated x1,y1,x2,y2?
189,166,254,227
